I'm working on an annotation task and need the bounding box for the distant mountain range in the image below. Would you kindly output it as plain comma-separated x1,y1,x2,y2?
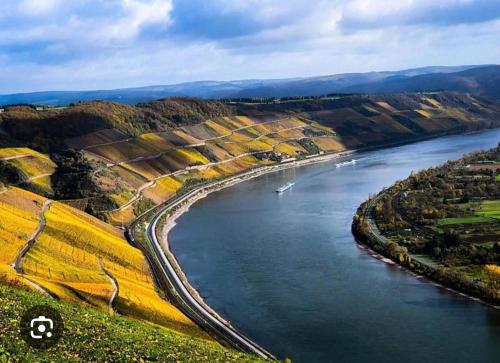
1,65,499,106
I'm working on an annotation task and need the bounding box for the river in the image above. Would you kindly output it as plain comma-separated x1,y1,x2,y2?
169,129,500,363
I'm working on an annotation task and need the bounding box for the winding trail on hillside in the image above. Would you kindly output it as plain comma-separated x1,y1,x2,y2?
99,258,119,313
0,153,31,161
14,199,52,274
13,199,53,298
22,277,53,298
82,137,134,150
112,180,157,212
28,172,53,182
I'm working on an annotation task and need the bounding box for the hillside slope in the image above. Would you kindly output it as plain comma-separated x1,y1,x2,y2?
0,187,203,338
0,92,500,361
344,65,500,100
0,98,232,150
0,147,56,195
234,93,500,148
2,92,499,225
0,65,487,105
0,283,263,362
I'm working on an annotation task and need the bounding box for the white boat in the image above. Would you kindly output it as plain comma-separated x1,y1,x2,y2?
335,159,356,168
276,182,295,193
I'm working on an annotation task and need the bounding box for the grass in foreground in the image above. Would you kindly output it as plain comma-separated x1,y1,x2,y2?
0,284,264,362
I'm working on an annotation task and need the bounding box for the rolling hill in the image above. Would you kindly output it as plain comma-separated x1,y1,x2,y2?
2,92,499,224
0,65,493,106
1,92,500,360
344,65,500,99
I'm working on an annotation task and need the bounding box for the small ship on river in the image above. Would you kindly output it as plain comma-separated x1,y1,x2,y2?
335,159,357,168
275,182,295,193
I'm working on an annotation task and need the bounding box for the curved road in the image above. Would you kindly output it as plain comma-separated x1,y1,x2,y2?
144,200,273,358
126,152,350,359
360,192,440,268
126,173,278,359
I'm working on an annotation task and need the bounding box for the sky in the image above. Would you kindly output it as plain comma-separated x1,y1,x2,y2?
0,0,499,93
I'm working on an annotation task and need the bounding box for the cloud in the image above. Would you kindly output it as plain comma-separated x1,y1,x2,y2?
104,0,173,41
0,0,174,64
18,0,61,16
0,0,499,93
339,0,500,29
168,0,313,39
2,1,173,42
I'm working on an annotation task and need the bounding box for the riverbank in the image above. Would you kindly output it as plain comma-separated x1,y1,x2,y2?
129,126,500,358
126,149,354,359
156,126,500,318
352,193,500,310
155,127,500,362
157,150,355,322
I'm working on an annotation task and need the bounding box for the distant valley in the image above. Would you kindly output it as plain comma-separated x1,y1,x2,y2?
1,65,499,106
1,92,499,224
1,91,500,360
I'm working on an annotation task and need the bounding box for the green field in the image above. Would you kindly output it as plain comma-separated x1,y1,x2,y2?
476,200,500,220
437,216,494,225
438,200,500,225
0,284,264,363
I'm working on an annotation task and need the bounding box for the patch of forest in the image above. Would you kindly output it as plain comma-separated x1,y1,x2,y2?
353,145,500,303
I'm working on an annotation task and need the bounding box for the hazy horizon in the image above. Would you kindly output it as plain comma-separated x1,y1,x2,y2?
0,63,494,95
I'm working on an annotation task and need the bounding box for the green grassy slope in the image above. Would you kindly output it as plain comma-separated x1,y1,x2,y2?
0,284,264,362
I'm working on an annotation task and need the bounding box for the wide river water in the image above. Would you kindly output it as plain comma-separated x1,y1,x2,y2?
169,129,500,363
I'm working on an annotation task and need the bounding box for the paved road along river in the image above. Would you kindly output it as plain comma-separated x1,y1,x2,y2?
169,129,500,363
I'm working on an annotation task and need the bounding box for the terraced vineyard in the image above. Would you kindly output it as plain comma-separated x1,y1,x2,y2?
1,94,500,359
77,115,339,224
0,188,45,287
0,147,56,194
0,187,203,338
